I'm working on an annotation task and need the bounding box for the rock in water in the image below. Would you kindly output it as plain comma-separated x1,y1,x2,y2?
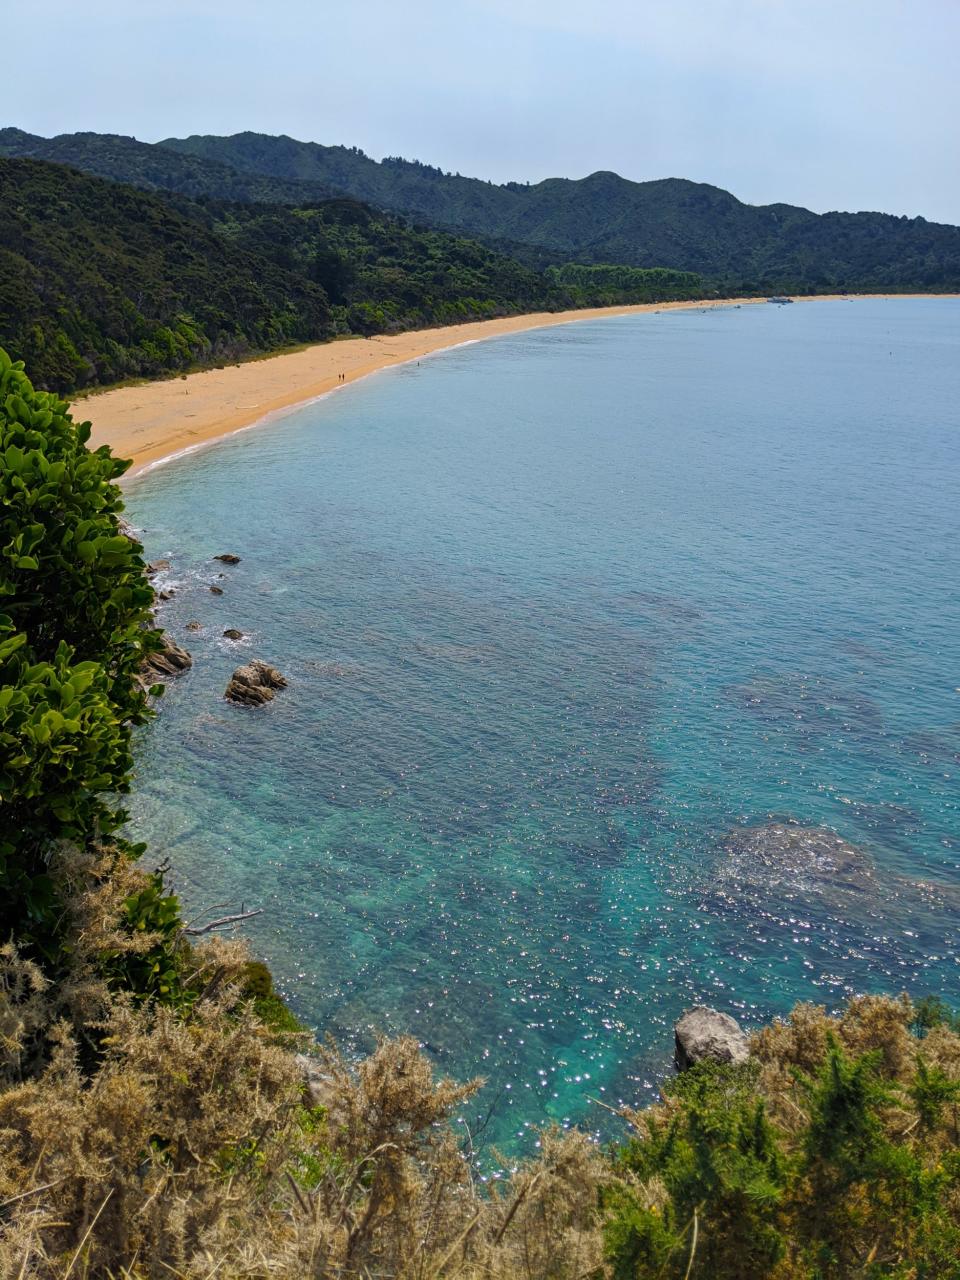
715,822,876,908
214,553,241,564
209,585,224,595
185,620,203,631
225,659,287,706
675,1006,749,1071
146,558,171,577
223,628,244,640
138,632,192,689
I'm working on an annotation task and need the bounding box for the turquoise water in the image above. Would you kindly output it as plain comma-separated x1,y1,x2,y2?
126,299,960,1151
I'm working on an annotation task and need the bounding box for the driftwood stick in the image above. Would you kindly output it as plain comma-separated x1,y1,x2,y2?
183,908,263,936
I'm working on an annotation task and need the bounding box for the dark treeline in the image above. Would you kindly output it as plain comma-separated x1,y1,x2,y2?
546,263,703,301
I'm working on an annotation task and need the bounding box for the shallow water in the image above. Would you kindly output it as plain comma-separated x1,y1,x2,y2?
126,299,960,1151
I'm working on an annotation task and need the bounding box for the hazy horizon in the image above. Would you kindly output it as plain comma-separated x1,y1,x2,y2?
8,0,960,223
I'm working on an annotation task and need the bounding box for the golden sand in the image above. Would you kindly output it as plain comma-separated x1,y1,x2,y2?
72,295,929,476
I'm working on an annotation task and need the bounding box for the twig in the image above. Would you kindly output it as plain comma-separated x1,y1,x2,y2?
286,1170,311,1216
0,1178,63,1213
183,902,231,930
493,1169,544,1245
184,908,263,936
682,1209,699,1280
63,1188,114,1279
423,1210,481,1278
586,1093,637,1124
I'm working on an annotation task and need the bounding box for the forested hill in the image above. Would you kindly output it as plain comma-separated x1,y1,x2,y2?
161,133,960,289
0,156,700,393
4,128,960,290
0,157,333,391
0,127,338,205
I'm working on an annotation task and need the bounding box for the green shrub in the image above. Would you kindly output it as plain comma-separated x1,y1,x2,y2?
0,346,157,955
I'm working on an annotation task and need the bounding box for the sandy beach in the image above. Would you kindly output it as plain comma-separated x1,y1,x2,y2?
73,294,933,476
75,299,761,475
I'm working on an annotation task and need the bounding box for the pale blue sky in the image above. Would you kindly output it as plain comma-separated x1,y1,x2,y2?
7,0,960,222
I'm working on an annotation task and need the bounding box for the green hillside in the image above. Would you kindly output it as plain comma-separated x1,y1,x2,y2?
0,127,338,205
0,157,333,391
0,156,702,393
161,131,960,289
6,127,959,291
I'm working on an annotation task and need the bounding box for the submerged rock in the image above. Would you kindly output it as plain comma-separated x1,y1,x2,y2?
223,628,244,640
214,553,241,564
209,585,224,595
225,659,287,706
138,631,192,689
716,822,876,903
675,1006,749,1071
185,620,203,632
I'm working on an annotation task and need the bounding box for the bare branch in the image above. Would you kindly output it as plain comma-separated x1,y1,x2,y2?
183,908,263,936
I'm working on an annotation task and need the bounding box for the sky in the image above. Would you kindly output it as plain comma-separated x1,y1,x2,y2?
7,0,960,223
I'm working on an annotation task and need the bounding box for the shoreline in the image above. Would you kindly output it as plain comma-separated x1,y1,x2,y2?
73,294,954,478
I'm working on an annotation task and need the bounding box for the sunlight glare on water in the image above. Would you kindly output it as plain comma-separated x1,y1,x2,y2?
126,299,960,1150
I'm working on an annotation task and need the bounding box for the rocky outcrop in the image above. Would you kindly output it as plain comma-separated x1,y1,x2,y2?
674,1006,749,1071
225,659,287,706
214,553,241,564
294,1053,330,1110
138,631,192,690
223,628,244,640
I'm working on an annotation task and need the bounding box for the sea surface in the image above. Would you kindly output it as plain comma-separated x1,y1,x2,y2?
126,298,960,1152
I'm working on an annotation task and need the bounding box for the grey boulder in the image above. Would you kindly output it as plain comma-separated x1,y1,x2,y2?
674,1006,749,1071
294,1053,331,1110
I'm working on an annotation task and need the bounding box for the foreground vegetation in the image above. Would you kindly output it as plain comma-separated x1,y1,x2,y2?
2,346,960,1276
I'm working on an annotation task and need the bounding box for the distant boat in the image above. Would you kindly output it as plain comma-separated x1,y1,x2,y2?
767,296,794,304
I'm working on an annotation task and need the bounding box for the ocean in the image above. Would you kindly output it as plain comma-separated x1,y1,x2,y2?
125,298,960,1151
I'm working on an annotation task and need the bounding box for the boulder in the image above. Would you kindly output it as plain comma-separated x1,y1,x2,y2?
209,585,224,595
138,631,192,690
214,553,241,564
225,659,287,707
294,1053,331,1110
185,620,203,632
146,558,171,577
674,1006,749,1071
223,628,244,640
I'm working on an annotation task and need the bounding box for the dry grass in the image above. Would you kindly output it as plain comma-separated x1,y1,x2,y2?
2,849,958,1277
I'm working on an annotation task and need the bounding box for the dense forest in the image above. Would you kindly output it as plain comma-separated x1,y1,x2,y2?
0,158,333,391
3,344,960,1277
0,156,704,393
0,127,338,204
4,128,960,293
158,133,960,290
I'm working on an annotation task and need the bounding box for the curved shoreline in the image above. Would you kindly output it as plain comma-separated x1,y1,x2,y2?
74,294,950,478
